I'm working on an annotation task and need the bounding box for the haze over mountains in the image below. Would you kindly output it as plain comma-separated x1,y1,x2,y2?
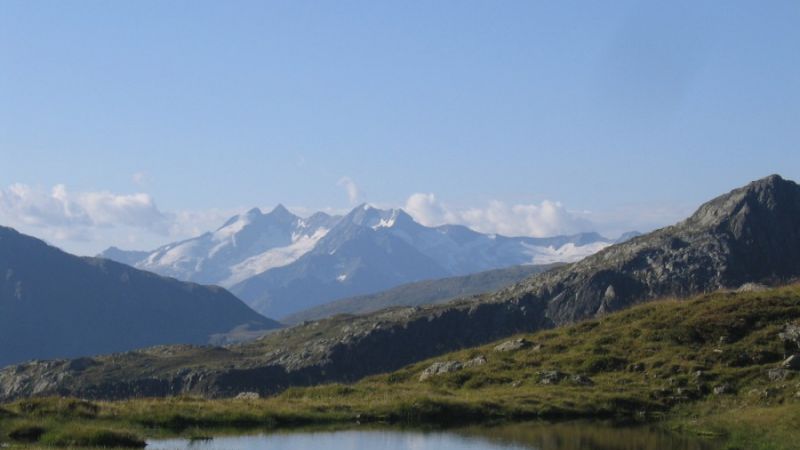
3,175,797,400
0,226,280,368
101,203,617,318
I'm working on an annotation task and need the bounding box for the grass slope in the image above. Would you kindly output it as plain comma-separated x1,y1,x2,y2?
3,285,800,448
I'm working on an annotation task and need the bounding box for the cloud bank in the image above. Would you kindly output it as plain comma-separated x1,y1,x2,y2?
404,193,593,237
0,183,233,254
0,184,167,233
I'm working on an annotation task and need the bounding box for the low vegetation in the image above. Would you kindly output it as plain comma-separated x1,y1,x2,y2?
2,285,800,448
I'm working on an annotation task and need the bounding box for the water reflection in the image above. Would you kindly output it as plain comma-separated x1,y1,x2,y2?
455,422,721,450
147,422,721,450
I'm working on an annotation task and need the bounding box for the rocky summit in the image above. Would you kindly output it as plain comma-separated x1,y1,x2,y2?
2,175,800,401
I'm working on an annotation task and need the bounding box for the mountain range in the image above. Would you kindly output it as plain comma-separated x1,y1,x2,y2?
2,174,797,400
0,226,280,368
101,204,618,318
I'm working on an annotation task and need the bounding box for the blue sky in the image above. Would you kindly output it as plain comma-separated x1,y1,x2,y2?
1,1,799,254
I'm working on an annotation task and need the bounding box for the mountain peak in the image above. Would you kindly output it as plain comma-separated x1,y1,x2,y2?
341,204,412,230
245,207,263,217
262,203,295,221
269,203,290,214
687,174,799,230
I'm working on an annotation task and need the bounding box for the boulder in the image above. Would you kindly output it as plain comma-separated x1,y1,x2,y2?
736,282,769,293
570,374,594,386
493,338,532,352
419,361,463,381
539,370,566,385
234,392,260,400
767,368,791,382
779,324,800,356
713,383,733,395
464,356,487,368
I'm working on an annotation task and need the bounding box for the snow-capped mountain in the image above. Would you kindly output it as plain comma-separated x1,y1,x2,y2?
100,205,339,286
101,204,617,319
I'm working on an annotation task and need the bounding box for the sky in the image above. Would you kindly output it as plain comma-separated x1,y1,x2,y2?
1,1,799,255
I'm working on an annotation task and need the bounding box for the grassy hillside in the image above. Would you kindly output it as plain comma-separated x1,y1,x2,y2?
3,285,800,448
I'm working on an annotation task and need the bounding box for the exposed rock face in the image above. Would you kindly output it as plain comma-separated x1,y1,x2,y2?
530,174,800,323
2,175,800,401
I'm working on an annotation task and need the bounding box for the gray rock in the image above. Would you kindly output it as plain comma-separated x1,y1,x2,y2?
768,368,791,382
234,392,260,400
780,324,800,356
782,355,800,370
493,338,532,352
539,370,566,385
571,374,594,386
713,383,733,395
464,356,487,368
736,282,769,292
419,361,463,381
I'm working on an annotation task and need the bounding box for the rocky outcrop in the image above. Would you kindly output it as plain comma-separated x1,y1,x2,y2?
3,175,800,401
493,338,533,352
419,361,463,381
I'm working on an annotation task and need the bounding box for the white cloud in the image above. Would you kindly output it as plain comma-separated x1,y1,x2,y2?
0,184,167,232
405,192,693,239
0,183,237,255
337,176,361,204
404,193,454,226
405,193,593,237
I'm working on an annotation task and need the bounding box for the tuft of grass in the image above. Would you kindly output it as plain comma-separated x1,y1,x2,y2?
7,422,47,442
40,426,146,448
14,397,99,418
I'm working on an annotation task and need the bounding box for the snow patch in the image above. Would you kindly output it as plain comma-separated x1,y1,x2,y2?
213,214,252,241
523,242,611,265
221,228,329,287
371,210,400,230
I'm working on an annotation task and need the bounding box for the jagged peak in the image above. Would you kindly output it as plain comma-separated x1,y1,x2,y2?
686,174,799,229
263,204,299,222
268,204,290,215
